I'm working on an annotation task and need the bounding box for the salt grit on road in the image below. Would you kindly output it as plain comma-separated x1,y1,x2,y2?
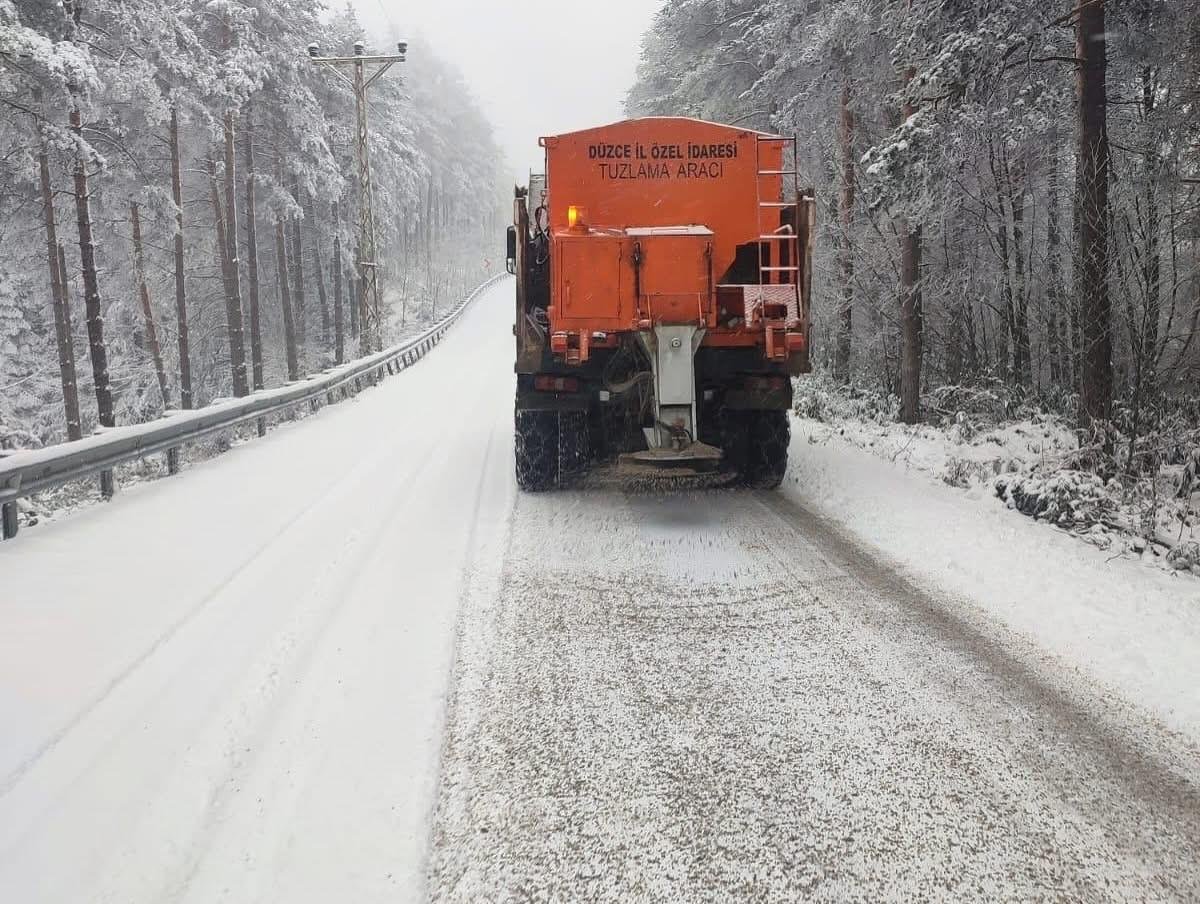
427,485,1200,901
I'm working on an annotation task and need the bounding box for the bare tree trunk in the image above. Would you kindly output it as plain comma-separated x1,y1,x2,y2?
273,225,298,382
1010,158,1031,387
942,223,963,384
274,127,299,379
57,244,77,407
1125,59,1163,470
988,138,1014,379
834,75,855,384
332,199,345,364
1141,64,1161,391
222,113,249,397
289,179,308,362
38,132,82,440
70,105,113,432
1076,0,1113,422
899,222,923,423
169,106,193,409
351,243,361,341
964,297,980,375
1070,159,1082,394
305,193,331,358
130,202,170,408
70,98,114,497
898,66,922,424
210,157,249,397
243,108,263,390
1046,132,1065,387
424,176,434,291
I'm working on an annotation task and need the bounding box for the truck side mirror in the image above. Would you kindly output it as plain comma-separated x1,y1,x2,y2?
506,225,518,275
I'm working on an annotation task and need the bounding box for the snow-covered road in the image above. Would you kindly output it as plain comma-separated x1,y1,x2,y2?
3,276,1199,902
0,280,516,902
428,487,1200,901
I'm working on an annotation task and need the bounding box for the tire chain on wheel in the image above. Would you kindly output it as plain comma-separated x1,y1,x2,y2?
718,407,749,478
515,410,558,491
557,410,589,484
745,409,790,489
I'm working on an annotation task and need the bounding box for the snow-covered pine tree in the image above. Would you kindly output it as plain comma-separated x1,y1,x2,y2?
0,0,505,446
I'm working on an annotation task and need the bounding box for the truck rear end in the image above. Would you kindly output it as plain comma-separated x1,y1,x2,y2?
506,117,814,490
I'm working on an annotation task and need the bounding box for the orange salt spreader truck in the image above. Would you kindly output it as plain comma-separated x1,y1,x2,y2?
505,117,815,490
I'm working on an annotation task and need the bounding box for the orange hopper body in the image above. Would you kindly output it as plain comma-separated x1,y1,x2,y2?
507,117,815,491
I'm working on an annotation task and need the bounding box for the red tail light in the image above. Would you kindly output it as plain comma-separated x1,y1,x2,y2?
534,375,580,393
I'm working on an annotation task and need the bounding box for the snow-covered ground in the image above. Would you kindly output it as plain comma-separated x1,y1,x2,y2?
798,388,1200,564
786,419,1200,740
806,412,1080,488
2,276,1198,901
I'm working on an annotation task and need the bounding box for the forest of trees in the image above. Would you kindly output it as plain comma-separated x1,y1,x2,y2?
629,0,1200,431
0,0,504,449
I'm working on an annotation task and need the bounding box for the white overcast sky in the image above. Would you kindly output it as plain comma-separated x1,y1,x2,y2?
348,0,662,182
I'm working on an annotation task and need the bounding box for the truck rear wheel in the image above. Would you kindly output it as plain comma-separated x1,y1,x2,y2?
515,410,558,491
558,410,589,482
743,409,790,490
718,407,749,478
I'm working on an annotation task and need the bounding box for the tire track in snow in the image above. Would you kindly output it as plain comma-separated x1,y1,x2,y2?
163,379,515,904
0,278,519,903
0,406,440,808
754,489,1200,840
161,438,446,901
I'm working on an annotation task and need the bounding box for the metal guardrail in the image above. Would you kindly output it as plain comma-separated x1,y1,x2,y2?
0,273,508,540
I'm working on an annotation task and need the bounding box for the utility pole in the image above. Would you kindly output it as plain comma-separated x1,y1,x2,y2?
307,39,407,354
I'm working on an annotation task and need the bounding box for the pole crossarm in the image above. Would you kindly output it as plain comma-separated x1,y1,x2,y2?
309,54,405,65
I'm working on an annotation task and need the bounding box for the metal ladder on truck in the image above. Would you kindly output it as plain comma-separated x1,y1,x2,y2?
754,134,802,360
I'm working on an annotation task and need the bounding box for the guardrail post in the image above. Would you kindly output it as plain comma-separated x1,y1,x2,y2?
257,417,266,438
167,447,180,476
1,502,17,540
386,361,395,376
100,470,115,500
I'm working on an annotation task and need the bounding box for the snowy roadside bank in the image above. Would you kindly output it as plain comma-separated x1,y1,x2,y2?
784,416,1200,741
